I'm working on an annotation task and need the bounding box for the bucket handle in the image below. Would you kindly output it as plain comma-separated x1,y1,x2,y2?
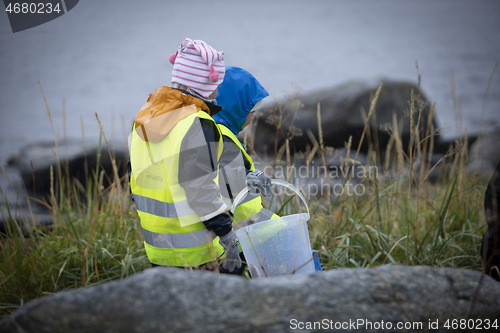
230,179,310,217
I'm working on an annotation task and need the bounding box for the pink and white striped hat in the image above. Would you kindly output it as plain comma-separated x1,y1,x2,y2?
169,38,225,99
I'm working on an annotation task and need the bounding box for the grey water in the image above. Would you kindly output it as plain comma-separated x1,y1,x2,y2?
0,0,499,166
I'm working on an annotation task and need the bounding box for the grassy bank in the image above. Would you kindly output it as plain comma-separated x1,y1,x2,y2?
0,85,490,317
0,157,150,316
309,167,485,270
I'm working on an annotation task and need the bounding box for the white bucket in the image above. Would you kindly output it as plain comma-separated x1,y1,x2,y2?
232,180,315,278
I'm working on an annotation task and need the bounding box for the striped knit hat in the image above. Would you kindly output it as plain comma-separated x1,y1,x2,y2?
169,38,225,99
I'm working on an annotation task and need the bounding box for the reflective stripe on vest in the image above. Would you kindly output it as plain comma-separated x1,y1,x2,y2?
132,193,195,218
142,227,215,248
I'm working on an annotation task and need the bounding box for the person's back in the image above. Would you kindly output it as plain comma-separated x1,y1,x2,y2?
129,39,242,273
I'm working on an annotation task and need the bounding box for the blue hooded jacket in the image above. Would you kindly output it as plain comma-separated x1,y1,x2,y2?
215,66,269,136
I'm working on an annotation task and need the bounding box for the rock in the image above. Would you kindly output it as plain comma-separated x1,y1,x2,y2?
1,138,129,232
0,166,53,234
251,80,440,157
468,130,500,175
1,266,498,333
15,139,129,194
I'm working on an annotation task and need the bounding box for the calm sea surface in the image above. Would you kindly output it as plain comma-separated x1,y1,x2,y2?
1,0,499,165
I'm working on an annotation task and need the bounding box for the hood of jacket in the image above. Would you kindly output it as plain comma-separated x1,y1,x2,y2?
214,66,269,136
134,86,219,142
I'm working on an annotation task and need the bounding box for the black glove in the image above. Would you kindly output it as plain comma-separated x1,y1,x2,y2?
218,230,242,272
246,171,272,197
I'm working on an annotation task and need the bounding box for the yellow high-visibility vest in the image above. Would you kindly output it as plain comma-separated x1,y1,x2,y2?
130,110,224,267
218,124,278,227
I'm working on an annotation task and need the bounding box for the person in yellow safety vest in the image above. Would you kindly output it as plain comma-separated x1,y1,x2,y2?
128,39,243,274
214,66,279,228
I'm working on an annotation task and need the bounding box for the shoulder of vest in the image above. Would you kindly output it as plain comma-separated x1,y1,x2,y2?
218,125,255,170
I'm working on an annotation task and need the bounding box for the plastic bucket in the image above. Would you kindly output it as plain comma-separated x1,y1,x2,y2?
232,180,315,278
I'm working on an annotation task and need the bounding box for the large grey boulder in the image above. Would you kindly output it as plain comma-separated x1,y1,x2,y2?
1,265,498,333
14,139,129,194
252,80,440,156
